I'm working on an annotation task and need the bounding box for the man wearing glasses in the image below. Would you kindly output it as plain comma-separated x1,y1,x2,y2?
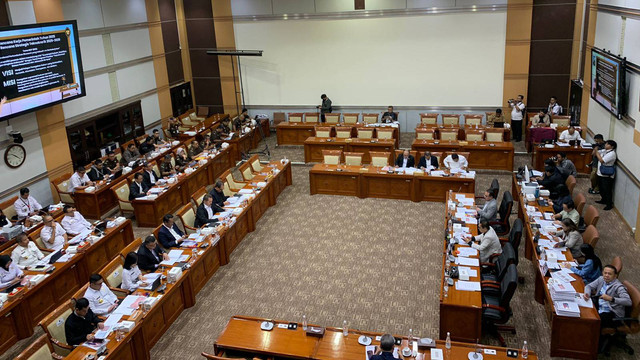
41,215,68,251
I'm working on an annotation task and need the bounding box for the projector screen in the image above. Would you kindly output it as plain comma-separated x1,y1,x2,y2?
0,20,85,120
234,12,506,107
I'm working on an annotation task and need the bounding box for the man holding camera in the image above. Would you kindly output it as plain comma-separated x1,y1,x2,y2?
508,95,525,142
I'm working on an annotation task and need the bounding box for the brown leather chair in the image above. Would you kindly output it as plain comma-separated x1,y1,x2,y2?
314,126,332,138
362,113,378,124
15,334,63,360
370,151,391,167
394,150,418,165
288,113,303,123
465,130,485,141
573,192,586,216
583,205,600,228
343,113,359,124
464,115,483,126
439,129,458,141
442,114,460,126
582,225,600,248
322,150,342,165
343,152,364,166
612,256,623,275
485,129,504,142
599,280,640,356
324,113,340,124
305,112,319,123
565,175,576,196
416,127,436,140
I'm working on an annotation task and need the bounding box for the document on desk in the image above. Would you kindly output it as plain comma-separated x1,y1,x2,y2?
113,295,146,315
238,189,254,195
464,217,478,225
160,250,186,266
456,257,479,267
69,228,92,245
430,170,445,177
458,266,478,277
576,294,594,308
139,273,162,290
457,247,478,257
456,280,481,291
95,313,123,339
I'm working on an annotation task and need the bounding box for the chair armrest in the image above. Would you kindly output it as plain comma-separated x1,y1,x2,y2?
487,252,501,263
109,286,130,298
612,317,639,323
482,304,505,312
481,262,496,268
481,280,500,286
52,352,65,360
50,338,74,351
482,283,501,290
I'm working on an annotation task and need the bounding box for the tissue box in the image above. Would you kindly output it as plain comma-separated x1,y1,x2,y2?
142,297,158,310
114,217,126,225
0,293,9,303
66,246,79,254
539,189,550,197
168,267,183,283
184,168,194,174
29,274,46,286
547,251,558,265
122,166,132,174
118,321,136,332
84,186,96,193
232,208,243,215
30,215,43,222
526,194,536,202
200,227,215,236
458,268,470,281
221,142,229,149
172,141,180,146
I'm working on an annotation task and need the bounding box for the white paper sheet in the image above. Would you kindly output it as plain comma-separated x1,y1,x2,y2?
456,257,479,267
455,280,481,291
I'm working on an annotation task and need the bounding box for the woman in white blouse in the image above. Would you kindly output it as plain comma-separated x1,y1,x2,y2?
122,252,147,292
0,255,24,289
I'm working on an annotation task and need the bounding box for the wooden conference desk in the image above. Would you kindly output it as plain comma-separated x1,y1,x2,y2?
411,140,515,171
512,175,599,359
415,124,511,142
439,192,482,343
0,220,134,354
277,122,400,147
532,144,592,174
132,148,232,227
213,315,538,360
304,137,396,164
309,164,475,202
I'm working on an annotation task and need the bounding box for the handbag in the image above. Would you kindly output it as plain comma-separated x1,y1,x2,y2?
600,164,616,176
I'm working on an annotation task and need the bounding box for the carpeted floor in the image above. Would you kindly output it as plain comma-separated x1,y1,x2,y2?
2,133,638,360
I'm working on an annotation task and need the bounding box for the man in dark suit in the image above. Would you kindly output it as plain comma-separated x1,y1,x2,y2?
417,151,439,170
209,179,228,211
157,214,185,248
139,137,155,155
129,172,149,200
137,235,168,271
194,195,219,228
142,162,160,189
394,149,415,168
535,166,564,190
87,159,111,182
65,297,104,346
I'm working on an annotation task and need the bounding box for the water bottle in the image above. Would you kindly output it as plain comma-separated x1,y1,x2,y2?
408,328,413,346
445,332,451,349
522,341,528,359
541,250,546,261
302,315,308,331
342,320,348,336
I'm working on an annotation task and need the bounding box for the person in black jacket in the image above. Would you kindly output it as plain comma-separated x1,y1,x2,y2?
142,162,160,189
157,214,185,248
137,235,168,271
87,159,111,182
129,173,149,200
139,137,155,155
209,179,228,211
536,166,564,190
65,297,104,346
394,149,415,168
194,195,219,228
417,151,439,170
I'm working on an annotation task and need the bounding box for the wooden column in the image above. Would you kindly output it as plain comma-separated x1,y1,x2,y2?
502,0,533,121
145,0,173,125
212,0,241,115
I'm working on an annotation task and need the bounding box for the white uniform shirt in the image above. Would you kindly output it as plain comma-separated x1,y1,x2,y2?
510,101,525,121
443,155,468,170
596,149,617,178
61,212,92,235
122,266,143,292
14,196,42,218
84,283,118,315
11,241,45,269
559,130,582,142
40,222,66,250
68,172,90,192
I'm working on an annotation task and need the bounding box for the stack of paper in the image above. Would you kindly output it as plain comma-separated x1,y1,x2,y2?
455,280,481,291
549,281,577,301
550,268,576,283
457,247,478,257
554,301,581,317
456,257,479,267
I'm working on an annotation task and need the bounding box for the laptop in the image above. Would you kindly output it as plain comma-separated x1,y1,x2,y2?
493,121,505,128
94,221,107,234
48,250,63,264
2,281,22,293
109,169,123,180
148,275,162,292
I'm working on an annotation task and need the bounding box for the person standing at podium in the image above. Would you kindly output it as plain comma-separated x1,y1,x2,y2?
316,94,332,122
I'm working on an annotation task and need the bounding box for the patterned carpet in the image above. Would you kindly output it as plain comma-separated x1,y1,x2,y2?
2,132,639,360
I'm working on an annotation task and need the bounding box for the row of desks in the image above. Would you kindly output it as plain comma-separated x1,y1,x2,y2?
213,315,539,360
411,140,515,171
304,137,395,164
276,122,400,147
309,164,475,202
57,161,293,360
531,144,593,174
414,124,512,141
0,220,135,354
512,175,600,360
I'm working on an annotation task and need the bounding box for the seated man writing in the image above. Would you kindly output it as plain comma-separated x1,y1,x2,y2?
443,153,468,171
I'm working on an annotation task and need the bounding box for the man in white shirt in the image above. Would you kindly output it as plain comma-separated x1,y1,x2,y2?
558,126,583,143
11,233,45,269
68,166,94,193
548,96,563,115
443,153,468,171
41,215,67,251
464,220,502,263
14,187,42,218
84,274,119,315
594,140,617,211
509,95,525,142
61,205,93,236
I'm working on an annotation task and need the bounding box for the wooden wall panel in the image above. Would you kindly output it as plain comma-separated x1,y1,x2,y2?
503,1,533,120
159,0,184,85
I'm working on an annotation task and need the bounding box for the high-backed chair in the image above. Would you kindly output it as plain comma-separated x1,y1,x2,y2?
581,205,599,231
481,264,518,347
485,129,505,142
288,113,303,123
370,152,391,167
15,334,63,360
191,186,208,208
481,243,516,296
120,237,142,258
99,256,128,295
420,113,438,126
612,256,623,275
38,300,75,355
177,204,199,234
239,161,256,181
394,150,418,164
344,152,364,166
357,128,374,139
573,192,586,216
565,175,576,196
376,128,394,140
465,130,484,142
112,180,134,216
305,112,319,123
500,219,523,265
552,116,570,126
322,150,342,165
582,225,600,248
324,113,340,124
52,173,74,205
362,113,378,124
222,170,248,191
335,127,352,138
343,113,359,124
490,191,513,236
221,178,238,197
465,115,482,126
315,126,332,138
439,129,458,141
248,155,264,173
429,151,443,167
442,114,460,126
416,128,435,140
0,196,17,223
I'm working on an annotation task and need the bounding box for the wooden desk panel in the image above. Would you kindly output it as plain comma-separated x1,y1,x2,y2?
304,138,348,163
276,122,316,145
77,220,134,282
414,176,475,202
309,166,361,197
532,144,592,174
361,172,414,201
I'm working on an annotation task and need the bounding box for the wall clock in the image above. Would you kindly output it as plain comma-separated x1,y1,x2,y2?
4,144,26,168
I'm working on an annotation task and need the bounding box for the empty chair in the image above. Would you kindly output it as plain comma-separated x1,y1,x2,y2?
52,173,75,205
357,128,374,139
490,191,513,236
573,192,586,216
582,225,600,248
305,112,319,123
15,334,62,360
121,237,142,258
322,150,342,165
500,219,522,261
191,186,208,208
239,162,256,181
315,126,331,138
324,113,340,124
465,130,484,141
223,170,247,191
370,152,391,167
442,114,460,126
481,243,516,296
553,116,570,126
482,264,518,347
343,113,359,124
612,256,623,275
288,113,303,122
377,128,394,140
583,205,599,228
485,129,504,142
416,128,436,140
248,155,264,173
420,114,438,125
439,129,458,141
177,204,199,234
362,113,378,124
465,116,482,126
335,127,352,138
112,180,134,216
39,301,75,355
566,175,576,196
344,152,364,166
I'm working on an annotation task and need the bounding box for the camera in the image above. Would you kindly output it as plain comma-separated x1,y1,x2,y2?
9,131,23,144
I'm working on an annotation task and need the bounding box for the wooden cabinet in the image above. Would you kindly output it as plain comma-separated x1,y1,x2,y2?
67,101,145,166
